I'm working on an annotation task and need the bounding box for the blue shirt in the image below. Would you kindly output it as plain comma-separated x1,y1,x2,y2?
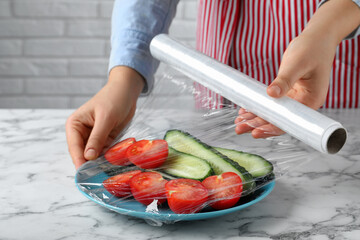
108,0,179,95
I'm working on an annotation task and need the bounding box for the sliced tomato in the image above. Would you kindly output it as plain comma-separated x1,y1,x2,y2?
126,139,168,169
165,178,208,214
103,170,142,198
104,138,136,165
202,172,243,210
130,172,168,205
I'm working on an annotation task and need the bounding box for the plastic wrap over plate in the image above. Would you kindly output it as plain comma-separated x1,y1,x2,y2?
76,160,275,223
75,66,322,225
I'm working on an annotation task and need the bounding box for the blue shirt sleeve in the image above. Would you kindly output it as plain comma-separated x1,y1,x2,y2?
109,0,179,95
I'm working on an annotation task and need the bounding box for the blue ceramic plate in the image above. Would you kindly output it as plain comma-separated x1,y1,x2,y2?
75,161,275,222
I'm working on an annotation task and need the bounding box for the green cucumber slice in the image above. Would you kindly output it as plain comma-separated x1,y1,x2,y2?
214,147,273,179
161,147,213,181
164,129,255,192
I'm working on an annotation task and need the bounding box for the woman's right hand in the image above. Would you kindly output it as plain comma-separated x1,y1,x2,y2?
65,66,145,169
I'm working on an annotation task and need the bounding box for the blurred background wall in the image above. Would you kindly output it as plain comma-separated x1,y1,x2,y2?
0,0,197,108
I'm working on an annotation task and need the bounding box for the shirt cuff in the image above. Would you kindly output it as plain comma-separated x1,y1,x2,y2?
109,29,159,95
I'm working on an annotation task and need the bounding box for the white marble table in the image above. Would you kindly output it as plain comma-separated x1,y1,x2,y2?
1,109,360,240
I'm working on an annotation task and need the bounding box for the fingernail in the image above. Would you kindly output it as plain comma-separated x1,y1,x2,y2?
85,148,97,160
269,85,281,96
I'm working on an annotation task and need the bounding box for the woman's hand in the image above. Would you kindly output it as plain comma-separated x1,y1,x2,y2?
235,0,360,138
66,66,144,169
235,32,336,138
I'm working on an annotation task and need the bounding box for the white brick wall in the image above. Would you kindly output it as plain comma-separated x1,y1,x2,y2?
0,19,65,37
0,1,11,17
0,39,22,56
0,0,197,108
13,1,98,17
0,59,68,76
24,39,106,57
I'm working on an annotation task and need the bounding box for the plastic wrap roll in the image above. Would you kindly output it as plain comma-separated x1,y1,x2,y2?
150,34,347,154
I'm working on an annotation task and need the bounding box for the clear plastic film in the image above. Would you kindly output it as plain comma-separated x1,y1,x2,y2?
75,66,322,226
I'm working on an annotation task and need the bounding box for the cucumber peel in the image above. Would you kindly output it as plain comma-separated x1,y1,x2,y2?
164,129,255,192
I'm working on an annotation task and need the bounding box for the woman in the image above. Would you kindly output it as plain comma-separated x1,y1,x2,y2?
65,0,360,169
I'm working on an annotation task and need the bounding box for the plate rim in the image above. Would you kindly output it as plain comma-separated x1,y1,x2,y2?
75,171,275,221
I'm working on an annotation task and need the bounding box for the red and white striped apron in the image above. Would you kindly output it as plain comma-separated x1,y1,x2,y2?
194,0,360,109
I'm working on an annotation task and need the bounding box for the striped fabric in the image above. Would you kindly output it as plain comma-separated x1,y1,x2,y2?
194,0,360,109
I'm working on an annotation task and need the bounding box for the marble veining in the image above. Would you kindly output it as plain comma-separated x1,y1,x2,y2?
1,109,360,240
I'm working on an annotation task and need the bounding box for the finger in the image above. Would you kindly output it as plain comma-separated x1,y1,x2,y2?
234,112,257,124
235,122,254,134
238,108,248,115
252,123,285,138
267,56,307,98
84,114,115,160
235,116,268,134
102,103,137,153
102,135,117,153
65,117,89,169
101,129,122,154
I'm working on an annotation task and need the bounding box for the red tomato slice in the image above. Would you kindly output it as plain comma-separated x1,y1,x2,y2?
165,179,208,214
202,172,243,210
126,139,168,169
104,138,136,165
130,172,168,205
103,170,142,198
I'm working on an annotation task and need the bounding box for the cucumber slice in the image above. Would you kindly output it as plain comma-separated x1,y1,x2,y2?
161,147,213,181
164,130,255,192
214,147,273,179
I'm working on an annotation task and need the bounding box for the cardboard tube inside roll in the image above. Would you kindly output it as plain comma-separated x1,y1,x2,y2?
150,34,347,154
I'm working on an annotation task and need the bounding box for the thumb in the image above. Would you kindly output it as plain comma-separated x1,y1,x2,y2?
84,116,114,160
267,60,305,98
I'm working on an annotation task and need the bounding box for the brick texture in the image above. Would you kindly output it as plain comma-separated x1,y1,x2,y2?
99,2,114,18
0,20,64,37
0,96,69,108
0,79,24,94
67,20,111,37
25,78,105,95
69,59,109,77
0,59,68,76
13,0,98,18
0,1,11,17
0,40,22,56
0,0,197,109
24,39,106,57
